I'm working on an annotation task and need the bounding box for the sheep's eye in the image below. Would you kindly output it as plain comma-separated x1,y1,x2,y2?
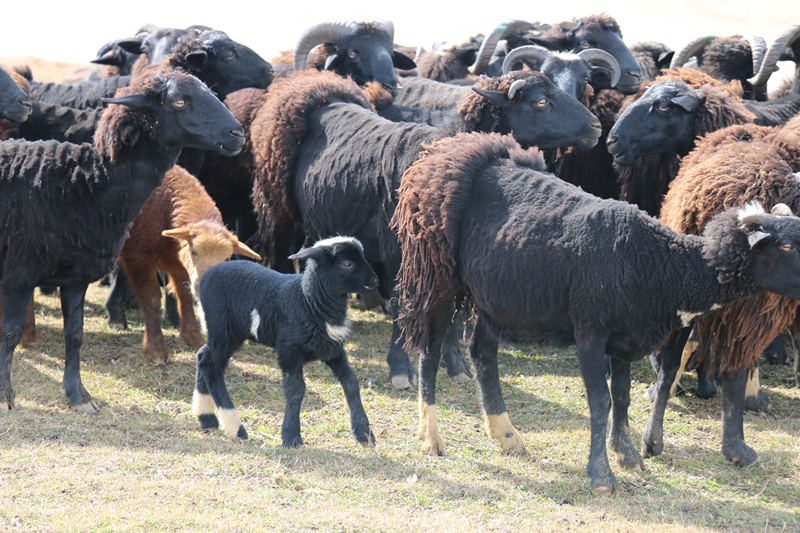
658,102,670,112
222,51,235,62
172,100,186,109
581,41,591,49
340,260,355,270
779,242,794,252
534,99,547,108
348,50,358,59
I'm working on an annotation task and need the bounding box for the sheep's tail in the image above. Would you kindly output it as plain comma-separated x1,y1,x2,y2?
391,132,545,351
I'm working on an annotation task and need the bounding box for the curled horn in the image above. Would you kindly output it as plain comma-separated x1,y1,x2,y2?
669,35,718,69
501,45,553,75
577,48,621,88
373,18,395,43
507,79,527,99
469,19,536,75
743,35,768,76
749,23,800,87
739,213,771,227
772,203,793,216
294,20,356,72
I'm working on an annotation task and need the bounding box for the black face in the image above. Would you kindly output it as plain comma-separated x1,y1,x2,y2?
751,216,800,300
186,31,274,99
292,241,379,295
150,74,245,155
326,30,410,97
0,68,32,124
474,73,602,150
572,26,642,94
540,56,591,102
607,81,700,166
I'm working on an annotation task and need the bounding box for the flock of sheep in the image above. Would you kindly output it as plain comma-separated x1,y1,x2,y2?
1,14,800,495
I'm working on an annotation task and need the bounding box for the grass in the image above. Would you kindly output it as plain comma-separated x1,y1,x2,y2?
1,283,799,532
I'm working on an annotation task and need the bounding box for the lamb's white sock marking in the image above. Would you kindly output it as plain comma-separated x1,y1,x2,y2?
219,408,242,440
250,309,260,340
326,318,351,343
192,390,216,417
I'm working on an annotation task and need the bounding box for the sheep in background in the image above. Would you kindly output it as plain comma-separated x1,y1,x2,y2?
111,165,260,362
0,71,244,414
0,64,32,140
194,237,378,447
391,131,800,494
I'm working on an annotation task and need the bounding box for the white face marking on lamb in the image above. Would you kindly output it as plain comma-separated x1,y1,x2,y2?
313,236,364,253
677,310,703,327
326,318,352,344
250,309,261,340
737,202,766,223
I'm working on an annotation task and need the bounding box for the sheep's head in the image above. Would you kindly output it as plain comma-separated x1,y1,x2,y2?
289,236,379,296
0,66,32,124
163,222,260,298
293,20,415,97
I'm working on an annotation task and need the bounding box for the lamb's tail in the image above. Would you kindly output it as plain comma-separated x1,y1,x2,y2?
391,132,544,350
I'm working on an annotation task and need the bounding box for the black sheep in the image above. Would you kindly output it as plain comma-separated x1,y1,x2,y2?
194,237,378,447
0,71,245,414
251,70,601,389
391,132,800,495
0,65,32,126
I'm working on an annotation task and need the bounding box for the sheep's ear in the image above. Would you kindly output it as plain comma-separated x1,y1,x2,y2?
323,53,340,71
472,88,512,109
657,51,675,69
185,49,209,69
103,92,157,109
117,39,145,55
288,246,326,262
233,240,261,261
671,94,700,113
392,51,416,70
748,230,771,249
162,227,196,243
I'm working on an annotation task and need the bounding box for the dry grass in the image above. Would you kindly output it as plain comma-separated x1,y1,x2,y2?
1,283,799,533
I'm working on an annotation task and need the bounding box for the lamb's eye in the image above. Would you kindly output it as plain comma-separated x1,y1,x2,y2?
779,242,794,252
172,100,186,109
340,260,355,270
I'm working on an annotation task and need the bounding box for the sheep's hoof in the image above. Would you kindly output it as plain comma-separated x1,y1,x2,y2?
421,436,444,456
144,349,169,364
452,372,472,383
743,391,769,412
71,399,100,414
641,437,663,459
357,429,376,448
590,478,617,496
645,384,657,402
282,435,303,448
0,400,14,413
108,321,127,331
20,331,41,348
615,449,646,471
198,413,219,430
236,425,248,440
391,375,413,390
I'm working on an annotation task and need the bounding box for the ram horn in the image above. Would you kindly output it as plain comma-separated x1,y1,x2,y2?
578,48,621,88
294,20,356,72
739,213,771,227
742,35,768,76
749,23,800,87
373,18,395,44
468,19,536,75
501,45,553,75
669,35,718,69
772,203,793,216
507,79,527,99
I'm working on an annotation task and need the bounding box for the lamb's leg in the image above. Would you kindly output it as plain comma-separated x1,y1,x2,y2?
326,351,375,447
441,313,472,382
418,307,451,456
575,330,615,495
59,283,98,414
192,354,219,430
104,267,129,329
280,360,306,448
0,284,35,412
197,343,246,440
608,357,644,471
719,368,759,466
642,327,691,458
470,315,524,454
169,271,205,350
127,266,170,362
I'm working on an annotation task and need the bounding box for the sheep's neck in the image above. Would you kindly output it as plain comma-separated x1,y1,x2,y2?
300,269,349,327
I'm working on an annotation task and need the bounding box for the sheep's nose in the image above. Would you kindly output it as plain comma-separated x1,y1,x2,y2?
382,82,398,97
626,70,642,83
19,98,32,110
591,120,602,132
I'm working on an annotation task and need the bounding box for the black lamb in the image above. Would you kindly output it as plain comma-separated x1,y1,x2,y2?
391,132,800,495
194,236,378,447
0,71,245,414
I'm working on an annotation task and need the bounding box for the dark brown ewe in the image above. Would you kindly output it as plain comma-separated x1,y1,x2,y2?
0,71,244,414
115,165,260,362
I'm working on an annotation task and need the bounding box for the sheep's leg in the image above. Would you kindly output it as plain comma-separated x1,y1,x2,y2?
642,327,691,459
197,343,246,440
694,359,718,400
608,357,644,471
103,267,129,329
326,352,375,447
441,312,472,382
192,360,219,430
0,284,35,412
0,289,40,348
719,368,759,467
168,271,205,350
743,366,769,412
59,283,98,414
387,304,416,390
575,331,615,495
418,307,451,456
470,315,525,454
127,266,170,362
280,360,307,448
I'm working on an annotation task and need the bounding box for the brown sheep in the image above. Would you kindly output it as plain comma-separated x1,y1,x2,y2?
117,165,260,362
657,117,800,415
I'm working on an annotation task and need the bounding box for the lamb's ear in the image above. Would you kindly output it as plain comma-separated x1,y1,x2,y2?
103,92,157,109
472,88,512,109
288,246,326,262
162,227,197,243
671,94,700,113
233,240,261,261
392,51,416,70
